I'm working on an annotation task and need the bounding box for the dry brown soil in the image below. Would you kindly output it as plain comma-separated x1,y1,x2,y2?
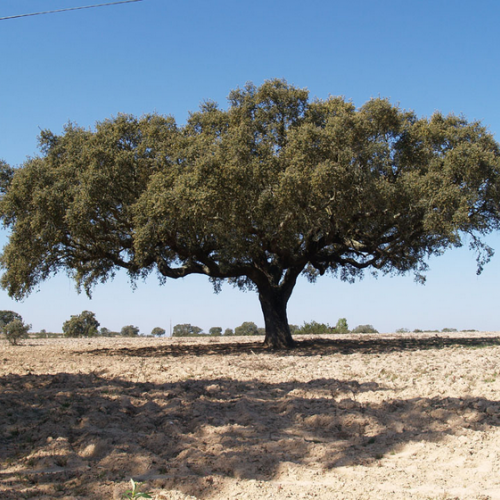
1,332,500,499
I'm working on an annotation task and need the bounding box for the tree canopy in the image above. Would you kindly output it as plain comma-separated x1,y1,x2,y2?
234,321,260,336
151,326,166,337
1,79,500,348
121,325,140,337
0,310,22,327
172,324,203,337
62,310,100,338
2,318,31,345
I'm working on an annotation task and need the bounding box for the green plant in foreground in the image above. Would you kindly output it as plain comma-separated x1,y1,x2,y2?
121,479,152,499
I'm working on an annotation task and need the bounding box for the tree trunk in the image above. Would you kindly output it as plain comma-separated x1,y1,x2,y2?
258,286,295,349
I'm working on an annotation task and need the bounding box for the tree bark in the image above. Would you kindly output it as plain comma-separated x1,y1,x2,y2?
258,285,295,349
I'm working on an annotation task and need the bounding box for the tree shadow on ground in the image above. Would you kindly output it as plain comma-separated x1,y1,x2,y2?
88,335,500,359
1,370,499,498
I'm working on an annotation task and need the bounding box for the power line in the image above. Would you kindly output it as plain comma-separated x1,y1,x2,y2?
0,0,143,21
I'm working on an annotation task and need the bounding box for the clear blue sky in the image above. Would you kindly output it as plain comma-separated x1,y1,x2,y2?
1,0,499,334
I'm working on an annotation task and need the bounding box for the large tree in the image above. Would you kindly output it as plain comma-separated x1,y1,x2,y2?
1,80,500,348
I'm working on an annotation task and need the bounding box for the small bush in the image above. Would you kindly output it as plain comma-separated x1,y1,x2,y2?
63,311,100,337
152,327,166,337
442,327,458,333
396,327,410,333
224,328,234,336
33,330,62,338
334,318,349,334
172,324,203,337
295,320,334,335
234,321,260,336
34,329,47,338
121,325,140,337
3,319,31,345
351,324,379,334
209,327,222,336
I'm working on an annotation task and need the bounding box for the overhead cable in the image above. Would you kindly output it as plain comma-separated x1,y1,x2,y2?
0,0,142,21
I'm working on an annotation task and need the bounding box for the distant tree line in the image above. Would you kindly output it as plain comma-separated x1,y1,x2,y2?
171,319,382,336
171,322,265,337
1,308,475,344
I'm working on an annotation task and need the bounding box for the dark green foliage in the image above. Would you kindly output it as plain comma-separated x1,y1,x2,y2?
209,327,222,336
62,310,99,338
396,327,410,333
442,327,458,332
2,80,500,348
0,310,22,327
224,328,234,336
295,320,334,335
0,160,14,196
151,327,166,337
234,321,260,336
121,325,140,337
2,318,31,345
351,324,379,334
172,324,203,337
292,318,348,334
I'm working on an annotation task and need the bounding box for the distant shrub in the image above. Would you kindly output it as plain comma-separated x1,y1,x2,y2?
441,327,458,333
295,320,333,335
209,327,222,336
172,324,203,337
413,329,423,333
334,318,349,334
63,311,99,338
3,318,31,345
152,327,166,337
396,328,410,333
224,328,234,336
234,321,260,336
121,325,140,337
33,329,59,338
34,330,61,338
351,324,379,334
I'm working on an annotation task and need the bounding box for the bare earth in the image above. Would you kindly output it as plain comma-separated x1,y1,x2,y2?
1,332,500,500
